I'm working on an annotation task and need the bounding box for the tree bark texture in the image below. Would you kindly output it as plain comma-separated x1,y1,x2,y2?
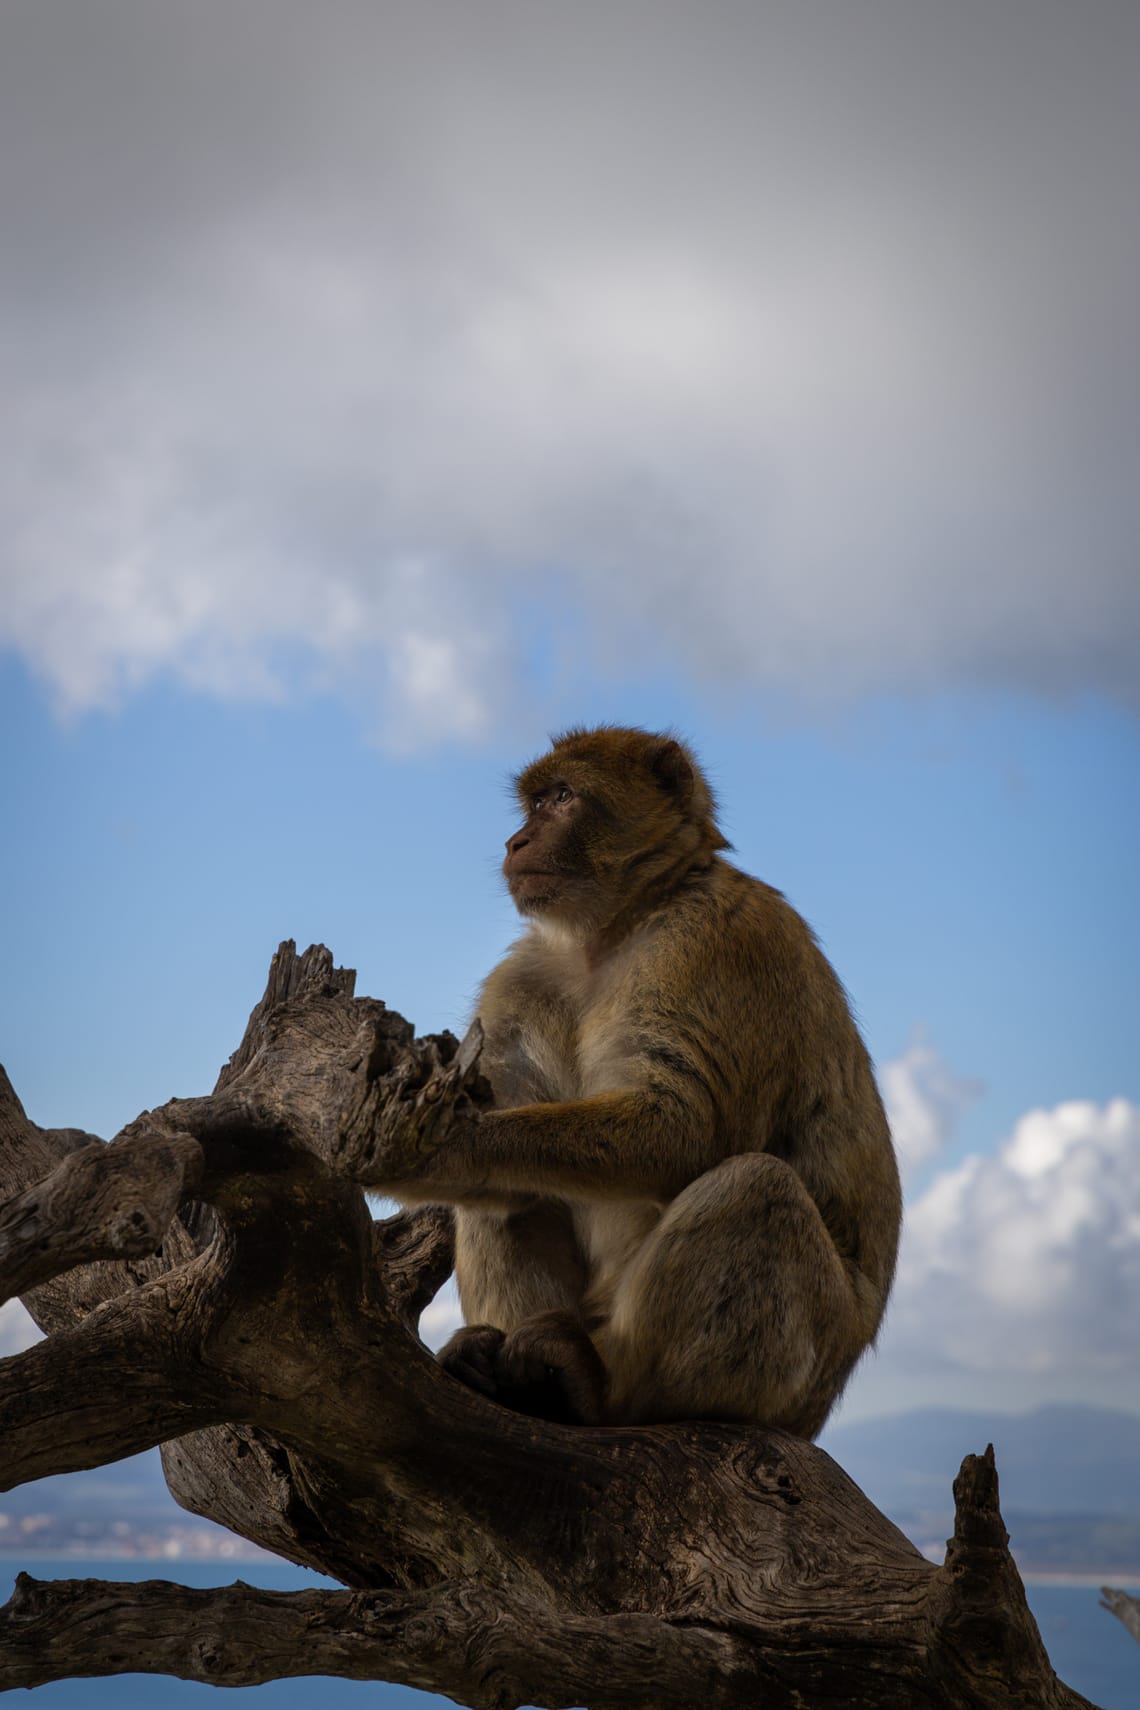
0,941,1102,1708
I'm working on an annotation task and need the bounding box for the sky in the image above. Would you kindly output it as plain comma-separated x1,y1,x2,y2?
1,0,1138,1429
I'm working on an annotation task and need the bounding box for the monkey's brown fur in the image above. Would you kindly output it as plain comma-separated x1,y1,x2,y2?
391,725,901,1437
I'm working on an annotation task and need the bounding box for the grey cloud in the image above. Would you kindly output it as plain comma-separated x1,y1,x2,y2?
2,1,1138,738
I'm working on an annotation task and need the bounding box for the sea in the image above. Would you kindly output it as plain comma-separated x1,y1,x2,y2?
3,1561,1137,1709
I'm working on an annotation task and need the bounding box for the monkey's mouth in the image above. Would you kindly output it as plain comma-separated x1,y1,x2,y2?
506,869,562,907
507,868,558,890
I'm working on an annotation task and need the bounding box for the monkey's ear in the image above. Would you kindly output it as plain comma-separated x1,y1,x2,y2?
648,734,732,849
648,738,696,806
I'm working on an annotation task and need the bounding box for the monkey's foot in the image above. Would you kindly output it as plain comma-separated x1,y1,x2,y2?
438,1323,505,1400
495,1310,606,1426
439,1313,606,1425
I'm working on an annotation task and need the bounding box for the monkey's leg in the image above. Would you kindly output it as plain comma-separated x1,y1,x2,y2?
603,1153,866,1437
443,1201,593,1419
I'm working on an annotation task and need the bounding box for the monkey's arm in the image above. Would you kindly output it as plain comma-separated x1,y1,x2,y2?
368,1084,718,1206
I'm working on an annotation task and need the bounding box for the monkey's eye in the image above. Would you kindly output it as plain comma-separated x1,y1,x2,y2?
555,785,574,804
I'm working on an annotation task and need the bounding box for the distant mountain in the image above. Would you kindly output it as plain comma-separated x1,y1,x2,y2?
2,1450,175,1524
820,1403,1140,1520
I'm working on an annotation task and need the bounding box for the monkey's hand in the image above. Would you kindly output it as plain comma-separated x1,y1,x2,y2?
375,1053,477,1180
339,1018,490,1187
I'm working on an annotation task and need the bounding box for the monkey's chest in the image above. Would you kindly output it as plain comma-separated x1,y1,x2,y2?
496,999,643,1109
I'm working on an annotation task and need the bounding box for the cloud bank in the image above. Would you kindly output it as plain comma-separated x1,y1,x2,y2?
1,2,1138,744
873,1096,1140,1413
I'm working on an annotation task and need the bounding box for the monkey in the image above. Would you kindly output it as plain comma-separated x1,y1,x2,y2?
378,725,901,1438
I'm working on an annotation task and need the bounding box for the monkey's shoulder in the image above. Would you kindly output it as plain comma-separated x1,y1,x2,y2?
641,859,828,981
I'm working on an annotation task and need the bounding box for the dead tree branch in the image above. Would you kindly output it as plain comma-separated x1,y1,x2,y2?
0,1572,743,1708
1101,1586,1140,1646
0,941,1097,1708
0,1124,202,1298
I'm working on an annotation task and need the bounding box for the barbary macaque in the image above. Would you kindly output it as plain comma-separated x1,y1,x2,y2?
380,725,901,1436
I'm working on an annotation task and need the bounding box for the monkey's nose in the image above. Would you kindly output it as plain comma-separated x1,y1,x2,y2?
506,831,531,857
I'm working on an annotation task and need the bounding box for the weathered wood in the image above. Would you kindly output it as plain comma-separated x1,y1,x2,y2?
0,942,1099,1708
0,1573,745,1707
0,1125,202,1301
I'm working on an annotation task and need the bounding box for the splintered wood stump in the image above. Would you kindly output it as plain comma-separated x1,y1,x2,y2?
0,942,1101,1708
1101,1588,1140,1647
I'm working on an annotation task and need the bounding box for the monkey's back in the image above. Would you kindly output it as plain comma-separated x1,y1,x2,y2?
678,860,901,1335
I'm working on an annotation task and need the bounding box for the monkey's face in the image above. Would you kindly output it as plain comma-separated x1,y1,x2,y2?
504,726,727,939
503,780,598,924
503,761,652,934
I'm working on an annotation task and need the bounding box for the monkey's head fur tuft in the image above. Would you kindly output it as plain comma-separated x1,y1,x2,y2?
505,725,731,946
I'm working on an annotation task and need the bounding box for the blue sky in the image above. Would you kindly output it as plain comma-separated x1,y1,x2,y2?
1,1,1139,1426
4,666,1137,1160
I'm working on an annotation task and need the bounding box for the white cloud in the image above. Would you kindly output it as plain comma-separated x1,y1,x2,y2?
0,3,1138,743
881,1031,983,1182
861,1097,1140,1414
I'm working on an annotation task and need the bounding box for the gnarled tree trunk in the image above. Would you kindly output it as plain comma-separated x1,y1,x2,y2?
0,943,1100,1707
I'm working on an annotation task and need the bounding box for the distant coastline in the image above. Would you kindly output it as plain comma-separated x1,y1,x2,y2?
1021,1572,1140,1588
3,1550,1139,1587
0,1539,273,1564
